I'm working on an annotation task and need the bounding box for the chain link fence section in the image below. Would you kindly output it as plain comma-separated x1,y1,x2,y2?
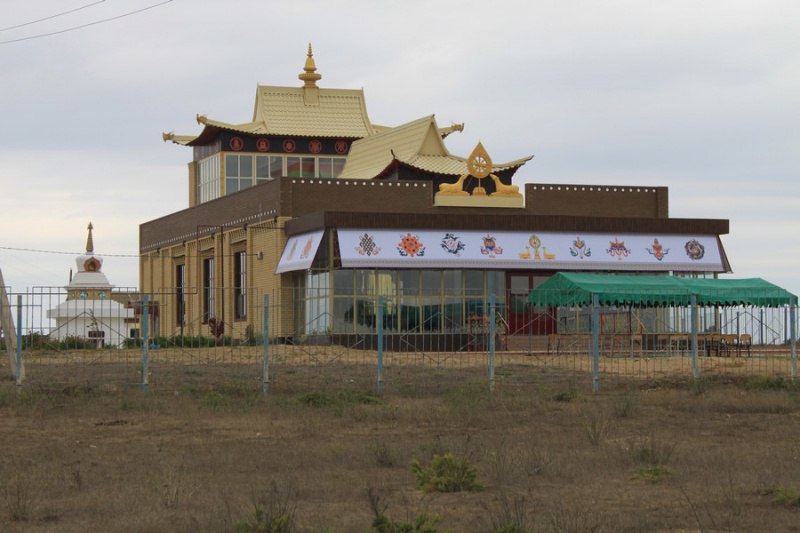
1,286,797,394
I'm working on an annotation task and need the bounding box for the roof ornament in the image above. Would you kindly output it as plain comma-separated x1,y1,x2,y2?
86,222,94,254
435,142,522,202
467,142,492,196
298,43,322,88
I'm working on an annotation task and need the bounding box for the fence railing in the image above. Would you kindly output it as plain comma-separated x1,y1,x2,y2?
1,286,797,394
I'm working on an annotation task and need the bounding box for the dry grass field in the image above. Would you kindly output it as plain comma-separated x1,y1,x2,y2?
2,359,800,532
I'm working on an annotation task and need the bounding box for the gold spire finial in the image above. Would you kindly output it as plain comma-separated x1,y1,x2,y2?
86,222,94,254
299,43,322,88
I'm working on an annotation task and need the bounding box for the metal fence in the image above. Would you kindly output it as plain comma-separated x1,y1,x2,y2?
1,286,797,394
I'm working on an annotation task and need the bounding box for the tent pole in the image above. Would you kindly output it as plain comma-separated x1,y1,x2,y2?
790,304,796,382
690,294,699,380
592,294,600,393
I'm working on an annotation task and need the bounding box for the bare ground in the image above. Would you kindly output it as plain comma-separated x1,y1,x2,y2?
1,351,800,532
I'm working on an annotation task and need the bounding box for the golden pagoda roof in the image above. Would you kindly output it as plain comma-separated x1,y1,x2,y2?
249,85,375,138
163,46,376,145
338,115,533,180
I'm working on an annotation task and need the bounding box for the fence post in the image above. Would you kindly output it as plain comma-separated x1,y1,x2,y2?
592,293,599,393
790,304,797,382
377,295,384,396
141,295,149,393
690,294,699,380
262,294,270,397
16,295,23,387
488,293,496,392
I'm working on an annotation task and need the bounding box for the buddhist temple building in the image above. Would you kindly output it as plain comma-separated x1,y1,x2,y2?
49,223,135,347
140,45,730,346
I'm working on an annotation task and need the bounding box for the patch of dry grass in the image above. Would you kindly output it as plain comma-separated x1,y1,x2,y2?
1,367,800,531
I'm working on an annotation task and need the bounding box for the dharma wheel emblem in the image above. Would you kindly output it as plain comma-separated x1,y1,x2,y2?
467,142,492,196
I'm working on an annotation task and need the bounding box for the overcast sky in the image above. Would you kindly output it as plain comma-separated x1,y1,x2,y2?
1,0,798,297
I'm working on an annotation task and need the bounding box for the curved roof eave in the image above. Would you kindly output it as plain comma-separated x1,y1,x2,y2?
399,154,534,176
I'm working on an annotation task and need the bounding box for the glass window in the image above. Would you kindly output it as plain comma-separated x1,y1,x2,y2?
198,154,221,203
421,271,442,332
333,298,354,334
444,298,465,332
234,251,247,320
304,271,330,334
399,271,420,296
398,271,420,332
355,270,374,296
318,157,347,178
374,271,398,332
464,270,484,296
270,156,283,178
240,156,252,177
287,156,315,178
225,154,238,176
175,263,185,327
443,270,462,296
331,158,345,178
334,270,355,296
203,257,215,322
256,155,283,184
225,154,255,194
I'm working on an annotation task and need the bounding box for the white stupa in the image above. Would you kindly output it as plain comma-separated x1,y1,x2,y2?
47,223,133,347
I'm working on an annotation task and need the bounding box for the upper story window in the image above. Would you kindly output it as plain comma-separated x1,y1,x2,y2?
319,157,346,179
225,154,253,194
256,155,283,185
198,154,221,203
218,154,346,198
286,156,316,178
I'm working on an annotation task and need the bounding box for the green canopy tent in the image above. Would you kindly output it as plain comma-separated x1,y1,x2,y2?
527,272,798,308
526,273,797,390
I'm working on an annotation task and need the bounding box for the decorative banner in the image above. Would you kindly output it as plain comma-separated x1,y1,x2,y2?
275,230,324,273
337,229,726,272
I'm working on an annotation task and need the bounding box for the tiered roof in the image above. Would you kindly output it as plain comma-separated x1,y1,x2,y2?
162,45,533,179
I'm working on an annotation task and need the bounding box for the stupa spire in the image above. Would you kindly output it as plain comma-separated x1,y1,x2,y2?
298,43,322,88
86,222,94,254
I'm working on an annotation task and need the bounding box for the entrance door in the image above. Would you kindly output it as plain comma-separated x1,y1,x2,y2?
506,273,556,335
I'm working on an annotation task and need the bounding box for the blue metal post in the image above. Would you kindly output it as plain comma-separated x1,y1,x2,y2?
592,294,600,393
262,294,270,397
377,296,384,395
690,294,699,380
141,295,149,392
15,295,22,387
488,293,496,392
790,304,797,382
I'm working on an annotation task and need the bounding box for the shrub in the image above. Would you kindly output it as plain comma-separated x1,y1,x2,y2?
763,486,800,508
373,440,399,468
22,332,58,350
552,389,580,402
611,392,638,418
582,411,610,446
368,486,440,533
485,493,534,533
59,335,96,350
235,481,296,533
411,453,482,493
626,434,675,467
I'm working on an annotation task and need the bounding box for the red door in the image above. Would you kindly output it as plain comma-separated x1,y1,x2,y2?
506,273,556,335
